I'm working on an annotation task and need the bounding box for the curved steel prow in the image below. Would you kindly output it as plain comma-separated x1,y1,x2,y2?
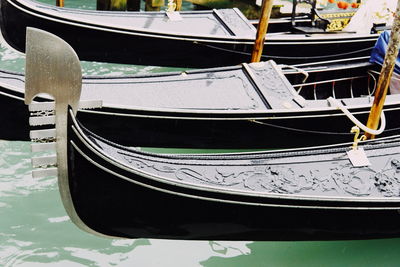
25,27,81,110
24,28,106,237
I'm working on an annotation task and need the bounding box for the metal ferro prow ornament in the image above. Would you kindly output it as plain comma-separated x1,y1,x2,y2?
24,28,105,237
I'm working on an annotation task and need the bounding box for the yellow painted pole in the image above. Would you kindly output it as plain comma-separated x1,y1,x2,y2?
365,0,400,139
250,0,274,63
174,0,182,11
56,0,64,7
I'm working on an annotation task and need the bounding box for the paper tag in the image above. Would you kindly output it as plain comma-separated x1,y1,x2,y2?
166,11,183,21
346,148,371,167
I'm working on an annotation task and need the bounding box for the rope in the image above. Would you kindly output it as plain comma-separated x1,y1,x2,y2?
278,64,309,93
251,99,400,136
250,119,353,135
199,43,374,60
263,46,374,60
327,97,386,135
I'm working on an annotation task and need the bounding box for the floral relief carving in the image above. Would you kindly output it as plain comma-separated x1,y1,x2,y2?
249,63,294,99
217,9,253,36
122,153,400,198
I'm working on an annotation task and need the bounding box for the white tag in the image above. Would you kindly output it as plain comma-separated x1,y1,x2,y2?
346,148,371,167
166,11,183,21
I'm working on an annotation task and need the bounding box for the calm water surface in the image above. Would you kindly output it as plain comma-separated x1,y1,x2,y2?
1,1,400,266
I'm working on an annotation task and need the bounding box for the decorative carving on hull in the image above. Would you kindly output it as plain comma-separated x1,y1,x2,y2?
117,146,400,199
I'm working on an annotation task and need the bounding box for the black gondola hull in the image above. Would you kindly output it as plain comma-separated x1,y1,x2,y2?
0,0,378,67
66,111,400,240
1,60,400,148
3,81,400,148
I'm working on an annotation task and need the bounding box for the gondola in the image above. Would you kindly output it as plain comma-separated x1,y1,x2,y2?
0,0,379,67
25,28,400,241
5,28,400,149
61,107,400,240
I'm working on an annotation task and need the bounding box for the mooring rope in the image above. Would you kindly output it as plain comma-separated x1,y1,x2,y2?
250,119,353,135
250,117,398,136
327,97,386,135
250,96,396,136
199,43,374,60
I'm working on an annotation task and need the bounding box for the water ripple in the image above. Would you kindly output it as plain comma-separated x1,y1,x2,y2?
0,141,57,198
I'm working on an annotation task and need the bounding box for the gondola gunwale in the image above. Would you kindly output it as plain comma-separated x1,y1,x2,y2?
69,108,400,209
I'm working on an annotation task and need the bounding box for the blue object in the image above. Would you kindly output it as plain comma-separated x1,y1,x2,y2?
370,30,400,74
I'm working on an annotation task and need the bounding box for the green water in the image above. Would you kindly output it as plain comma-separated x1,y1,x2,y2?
2,141,400,267
1,1,400,266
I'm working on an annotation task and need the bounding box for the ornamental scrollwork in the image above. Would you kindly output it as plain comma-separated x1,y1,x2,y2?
121,154,400,198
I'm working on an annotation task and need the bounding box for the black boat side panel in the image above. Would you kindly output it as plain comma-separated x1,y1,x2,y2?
66,113,400,240
0,0,377,66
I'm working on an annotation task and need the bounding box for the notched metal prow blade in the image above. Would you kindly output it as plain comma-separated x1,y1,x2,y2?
24,27,82,113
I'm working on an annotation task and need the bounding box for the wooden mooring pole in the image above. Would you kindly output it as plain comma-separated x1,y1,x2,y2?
365,0,400,139
175,0,182,11
56,0,64,7
250,0,274,62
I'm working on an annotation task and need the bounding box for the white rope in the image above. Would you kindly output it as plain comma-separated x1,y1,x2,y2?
327,97,386,136
279,64,309,93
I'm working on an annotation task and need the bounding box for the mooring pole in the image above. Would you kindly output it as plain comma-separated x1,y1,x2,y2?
365,0,400,139
174,0,182,11
250,0,274,62
56,0,64,7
